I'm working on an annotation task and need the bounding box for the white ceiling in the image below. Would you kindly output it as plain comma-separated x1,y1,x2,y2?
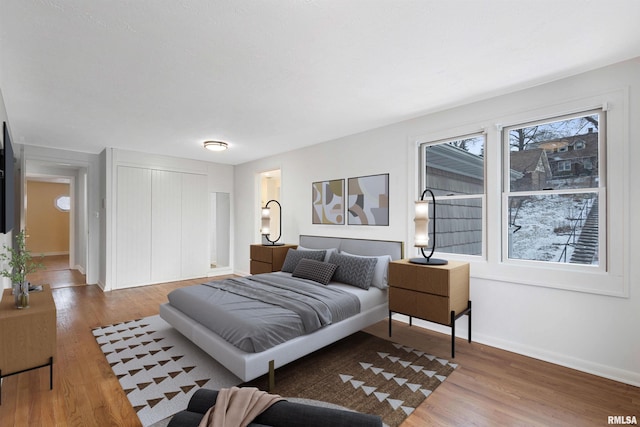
1,1,639,166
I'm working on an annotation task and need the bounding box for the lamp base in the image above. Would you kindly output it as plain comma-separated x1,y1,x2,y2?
263,242,285,246
409,257,448,265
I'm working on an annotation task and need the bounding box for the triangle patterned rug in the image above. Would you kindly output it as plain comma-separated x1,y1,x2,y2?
93,315,457,427
92,315,241,426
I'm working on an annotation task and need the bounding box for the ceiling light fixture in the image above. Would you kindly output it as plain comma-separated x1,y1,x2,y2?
203,141,228,152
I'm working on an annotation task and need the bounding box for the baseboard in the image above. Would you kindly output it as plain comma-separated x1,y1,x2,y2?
392,315,640,387
42,251,70,256
75,265,86,275
207,267,233,277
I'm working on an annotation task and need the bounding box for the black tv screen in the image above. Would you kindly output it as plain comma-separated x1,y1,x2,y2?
1,121,15,234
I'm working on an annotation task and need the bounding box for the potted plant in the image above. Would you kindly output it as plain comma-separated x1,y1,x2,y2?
0,229,44,309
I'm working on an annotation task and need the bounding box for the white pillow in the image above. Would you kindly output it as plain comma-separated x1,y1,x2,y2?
340,251,392,289
296,245,338,263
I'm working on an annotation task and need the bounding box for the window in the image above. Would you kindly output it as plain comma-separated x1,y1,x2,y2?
558,160,572,172
583,158,593,170
503,110,604,267
55,195,70,212
575,140,586,150
420,134,485,256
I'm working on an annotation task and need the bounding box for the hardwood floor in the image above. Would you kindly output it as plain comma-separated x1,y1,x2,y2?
27,255,87,289
0,278,638,426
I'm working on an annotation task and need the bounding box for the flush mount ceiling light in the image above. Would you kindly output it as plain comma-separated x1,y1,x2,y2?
203,141,228,152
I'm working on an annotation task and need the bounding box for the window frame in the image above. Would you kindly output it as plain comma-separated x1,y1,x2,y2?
412,89,629,297
418,132,487,260
501,109,606,274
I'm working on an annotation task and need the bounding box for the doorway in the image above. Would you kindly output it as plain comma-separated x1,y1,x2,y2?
24,175,86,288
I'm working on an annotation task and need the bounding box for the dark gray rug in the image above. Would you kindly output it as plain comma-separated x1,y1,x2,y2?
243,331,457,427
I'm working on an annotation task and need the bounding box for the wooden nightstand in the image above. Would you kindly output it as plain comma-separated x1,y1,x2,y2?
0,284,56,404
388,259,471,358
250,244,297,274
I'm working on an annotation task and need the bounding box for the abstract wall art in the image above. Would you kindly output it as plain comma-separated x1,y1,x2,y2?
312,179,345,225
347,173,389,226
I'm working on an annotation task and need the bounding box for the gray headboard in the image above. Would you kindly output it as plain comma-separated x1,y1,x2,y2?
299,235,404,260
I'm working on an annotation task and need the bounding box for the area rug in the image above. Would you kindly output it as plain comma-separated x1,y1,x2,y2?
91,315,242,426
94,316,457,427
243,331,457,427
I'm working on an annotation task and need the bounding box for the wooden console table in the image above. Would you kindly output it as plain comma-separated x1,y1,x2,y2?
0,284,56,404
388,259,471,358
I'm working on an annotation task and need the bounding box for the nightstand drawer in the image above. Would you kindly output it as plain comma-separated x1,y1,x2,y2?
250,244,297,274
388,260,450,296
250,260,274,274
250,245,274,263
389,287,450,325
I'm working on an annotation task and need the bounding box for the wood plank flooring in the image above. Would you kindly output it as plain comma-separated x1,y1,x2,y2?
0,276,638,426
27,255,87,289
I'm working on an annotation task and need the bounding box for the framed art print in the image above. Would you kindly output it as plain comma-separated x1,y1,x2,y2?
312,179,345,224
347,173,389,225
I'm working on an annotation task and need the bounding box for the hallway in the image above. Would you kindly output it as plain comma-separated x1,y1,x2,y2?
27,254,86,289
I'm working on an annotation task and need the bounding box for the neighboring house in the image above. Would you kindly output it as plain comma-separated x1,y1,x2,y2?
509,148,552,191
527,129,599,188
425,144,484,255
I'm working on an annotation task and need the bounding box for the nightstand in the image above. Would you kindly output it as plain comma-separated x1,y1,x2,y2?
250,244,297,274
388,259,471,358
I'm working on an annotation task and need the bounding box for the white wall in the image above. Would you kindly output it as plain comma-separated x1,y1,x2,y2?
234,58,640,386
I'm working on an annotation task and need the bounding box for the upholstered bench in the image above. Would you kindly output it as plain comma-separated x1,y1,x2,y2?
167,388,383,427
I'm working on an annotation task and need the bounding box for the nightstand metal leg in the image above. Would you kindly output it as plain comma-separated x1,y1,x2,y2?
450,300,473,359
451,310,456,359
468,300,472,343
388,311,392,337
49,357,54,390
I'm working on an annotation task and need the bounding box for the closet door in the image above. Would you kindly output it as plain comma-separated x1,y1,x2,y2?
181,173,208,278
116,166,152,288
151,170,183,282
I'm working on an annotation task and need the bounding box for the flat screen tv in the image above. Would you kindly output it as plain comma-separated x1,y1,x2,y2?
1,121,15,234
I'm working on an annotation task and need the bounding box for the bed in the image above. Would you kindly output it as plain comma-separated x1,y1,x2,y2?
159,235,403,383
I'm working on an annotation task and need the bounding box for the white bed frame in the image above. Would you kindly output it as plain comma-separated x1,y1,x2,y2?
159,235,403,383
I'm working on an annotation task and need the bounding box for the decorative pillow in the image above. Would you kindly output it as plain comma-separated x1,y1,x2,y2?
296,245,338,262
328,252,377,290
341,251,392,289
292,258,338,285
281,249,326,273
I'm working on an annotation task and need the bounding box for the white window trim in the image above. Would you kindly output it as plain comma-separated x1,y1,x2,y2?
502,108,606,275
416,131,488,261
410,89,629,298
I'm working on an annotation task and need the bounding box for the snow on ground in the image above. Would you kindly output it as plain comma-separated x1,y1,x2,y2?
510,194,591,263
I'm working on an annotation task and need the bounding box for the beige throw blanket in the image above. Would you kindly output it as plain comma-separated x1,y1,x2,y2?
198,387,284,427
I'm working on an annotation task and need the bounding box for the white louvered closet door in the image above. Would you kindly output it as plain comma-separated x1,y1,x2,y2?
116,166,152,288
151,170,183,282
181,173,209,279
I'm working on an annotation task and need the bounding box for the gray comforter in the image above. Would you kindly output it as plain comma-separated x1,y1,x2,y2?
166,273,360,353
